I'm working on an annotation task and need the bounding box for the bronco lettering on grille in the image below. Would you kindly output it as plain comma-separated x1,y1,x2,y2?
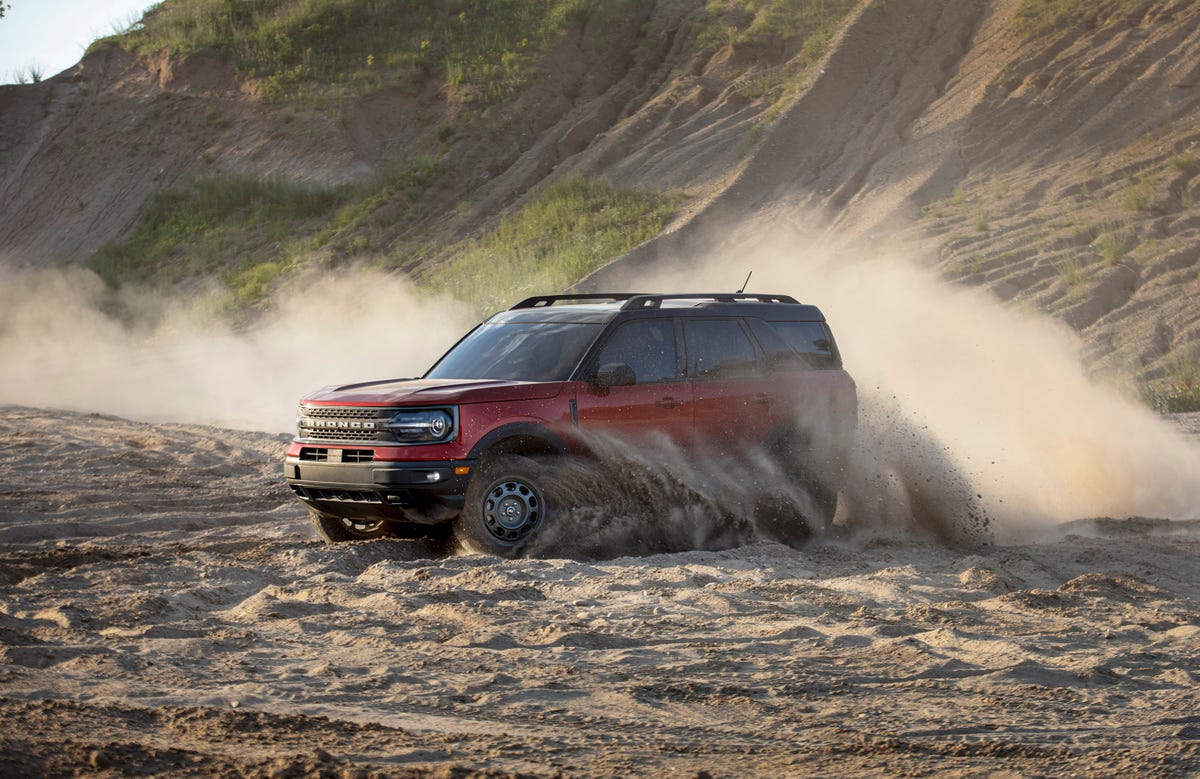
306,419,378,430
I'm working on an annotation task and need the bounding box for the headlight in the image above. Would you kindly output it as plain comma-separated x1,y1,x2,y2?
388,408,455,443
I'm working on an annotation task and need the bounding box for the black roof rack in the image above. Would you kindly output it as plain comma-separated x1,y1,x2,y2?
509,292,802,311
620,293,800,310
510,293,637,309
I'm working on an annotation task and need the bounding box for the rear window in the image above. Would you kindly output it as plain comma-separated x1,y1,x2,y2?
762,320,841,370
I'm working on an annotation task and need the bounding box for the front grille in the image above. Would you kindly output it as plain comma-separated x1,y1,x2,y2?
298,447,375,463
298,405,397,443
303,406,380,419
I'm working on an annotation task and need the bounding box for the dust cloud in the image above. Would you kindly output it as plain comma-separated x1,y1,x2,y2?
0,266,473,433
524,401,991,559
522,432,834,559
630,221,1200,538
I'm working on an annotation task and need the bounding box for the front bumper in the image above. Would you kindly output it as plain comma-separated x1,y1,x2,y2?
284,457,473,525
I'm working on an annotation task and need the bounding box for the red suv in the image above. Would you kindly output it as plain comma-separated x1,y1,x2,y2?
284,293,857,556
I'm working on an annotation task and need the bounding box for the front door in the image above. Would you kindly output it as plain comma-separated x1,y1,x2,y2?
574,318,693,448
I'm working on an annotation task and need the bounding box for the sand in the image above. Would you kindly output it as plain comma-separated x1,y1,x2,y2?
1,405,1199,776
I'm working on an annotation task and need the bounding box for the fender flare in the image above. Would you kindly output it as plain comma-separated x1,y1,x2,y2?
467,422,571,462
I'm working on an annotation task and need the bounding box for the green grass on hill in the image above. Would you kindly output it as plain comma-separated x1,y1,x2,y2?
695,0,858,120
698,0,856,53
86,174,346,290
1142,354,1200,414
84,161,452,312
1013,0,1144,36
94,0,624,102
86,171,682,316
425,176,684,315
1143,381,1200,414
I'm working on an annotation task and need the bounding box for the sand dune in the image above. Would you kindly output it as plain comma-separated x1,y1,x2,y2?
2,405,1198,775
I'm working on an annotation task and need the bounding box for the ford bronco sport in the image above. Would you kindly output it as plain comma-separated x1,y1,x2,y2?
285,293,857,556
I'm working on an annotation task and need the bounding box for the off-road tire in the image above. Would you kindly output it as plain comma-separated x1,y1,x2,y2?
310,511,392,543
457,455,556,557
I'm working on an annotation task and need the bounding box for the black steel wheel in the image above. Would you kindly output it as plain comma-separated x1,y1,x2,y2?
458,455,554,557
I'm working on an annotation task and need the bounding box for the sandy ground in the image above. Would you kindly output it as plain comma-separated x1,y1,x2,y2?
2,405,1200,777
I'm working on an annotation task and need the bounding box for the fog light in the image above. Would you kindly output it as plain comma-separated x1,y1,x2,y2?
425,471,442,482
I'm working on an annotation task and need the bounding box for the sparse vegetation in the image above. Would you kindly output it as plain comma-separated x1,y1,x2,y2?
313,157,447,259
697,0,858,116
921,185,970,219
1143,355,1200,413
948,254,986,276
1169,151,1198,173
1095,226,1132,265
698,0,857,52
1013,0,1143,37
1057,255,1087,290
424,176,683,314
92,0,624,102
86,174,348,290
1121,176,1160,212
13,62,44,84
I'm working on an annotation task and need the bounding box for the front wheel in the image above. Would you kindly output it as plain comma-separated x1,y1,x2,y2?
310,511,392,543
457,455,556,557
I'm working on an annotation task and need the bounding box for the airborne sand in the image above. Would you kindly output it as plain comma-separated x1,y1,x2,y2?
2,406,1198,776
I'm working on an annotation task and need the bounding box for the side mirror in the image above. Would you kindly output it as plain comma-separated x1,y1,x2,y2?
594,362,636,388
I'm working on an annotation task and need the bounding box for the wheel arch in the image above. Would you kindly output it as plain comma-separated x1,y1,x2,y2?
467,422,570,463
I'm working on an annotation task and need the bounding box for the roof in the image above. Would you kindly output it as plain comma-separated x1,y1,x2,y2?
489,293,826,324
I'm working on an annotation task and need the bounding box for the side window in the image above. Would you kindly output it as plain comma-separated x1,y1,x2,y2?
684,319,760,380
768,321,840,369
747,319,806,372
593,319,678,384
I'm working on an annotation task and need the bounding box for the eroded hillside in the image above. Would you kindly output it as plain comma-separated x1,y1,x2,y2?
588,0,1200,401
0,1,852,291
0,0,1198,401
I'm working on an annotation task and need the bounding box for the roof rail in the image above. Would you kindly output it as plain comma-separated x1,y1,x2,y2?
620,293,800,310
510,293,638,309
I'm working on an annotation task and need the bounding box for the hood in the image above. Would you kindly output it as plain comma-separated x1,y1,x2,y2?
301,378,566,406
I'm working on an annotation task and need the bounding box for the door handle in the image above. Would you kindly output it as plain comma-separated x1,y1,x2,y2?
752,393,774,405
656,397,684,409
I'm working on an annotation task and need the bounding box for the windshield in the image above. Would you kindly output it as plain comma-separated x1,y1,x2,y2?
426,322,603,382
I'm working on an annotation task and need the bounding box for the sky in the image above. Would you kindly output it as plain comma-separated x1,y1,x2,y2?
0,0,158,84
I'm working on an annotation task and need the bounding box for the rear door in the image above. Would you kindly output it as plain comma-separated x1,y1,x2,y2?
574,318,694,447
683,317,785,451
751,317,858,459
